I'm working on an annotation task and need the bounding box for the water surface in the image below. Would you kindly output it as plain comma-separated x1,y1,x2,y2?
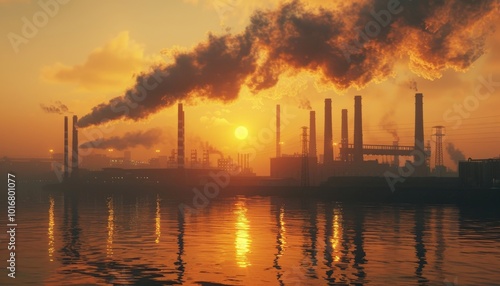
1,187,500,285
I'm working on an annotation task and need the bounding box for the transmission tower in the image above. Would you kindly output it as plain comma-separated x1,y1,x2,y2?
432,126,445,176
301,126,309,187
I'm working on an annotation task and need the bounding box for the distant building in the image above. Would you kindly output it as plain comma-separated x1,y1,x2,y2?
459,158,500,189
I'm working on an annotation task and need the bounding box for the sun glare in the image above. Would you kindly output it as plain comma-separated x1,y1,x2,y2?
235,126,248,140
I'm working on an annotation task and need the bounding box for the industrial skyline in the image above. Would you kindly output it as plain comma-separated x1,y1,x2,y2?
1,0,499,176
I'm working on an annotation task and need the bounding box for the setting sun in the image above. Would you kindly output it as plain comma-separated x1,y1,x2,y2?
235,126,249,140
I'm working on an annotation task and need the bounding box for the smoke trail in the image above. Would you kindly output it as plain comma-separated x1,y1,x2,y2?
40,101,71,114
379,110,399,142
298,97,312,110
78,0,499,128
446,142,466,165
80,128,163,151
408,79,418,92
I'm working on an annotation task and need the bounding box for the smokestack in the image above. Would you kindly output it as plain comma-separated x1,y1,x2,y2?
341,109,348,162
324,99,333,164
71,115,79,178
309,111,316,159
354,96,363,163
276,105,281,158
64,116,69,180
178,103,185,168
414,93,426,175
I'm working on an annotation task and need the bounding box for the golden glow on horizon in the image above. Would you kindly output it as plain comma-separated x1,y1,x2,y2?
155,195,161,244
235,199,251,268
234,126,249,140
48,196,55,262
107,197,114,257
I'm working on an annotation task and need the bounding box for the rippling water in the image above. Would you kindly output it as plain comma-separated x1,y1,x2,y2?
2,186,500,285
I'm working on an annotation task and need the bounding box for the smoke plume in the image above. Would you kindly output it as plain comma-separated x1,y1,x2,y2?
446,142,466,165
380,110,399,142
40,101,71,114
78,0,499,128
80,128,163,151
298,97,312,110
408,79,418,92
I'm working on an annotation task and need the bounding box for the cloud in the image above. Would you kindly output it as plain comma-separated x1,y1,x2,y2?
41,31,157,91
200,115,230,126
40,101,71,114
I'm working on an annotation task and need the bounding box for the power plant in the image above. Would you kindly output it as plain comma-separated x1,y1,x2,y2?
39,91,499,202
270,93,431,184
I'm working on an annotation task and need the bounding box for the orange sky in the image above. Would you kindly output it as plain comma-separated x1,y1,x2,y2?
0,0,499,175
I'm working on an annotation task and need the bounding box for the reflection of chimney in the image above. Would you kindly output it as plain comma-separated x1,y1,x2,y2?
178,103,185,168
341,109,348,162
276,105,281,158
324,99,333,164
414,93,426,175
354,96,363,163
71,115,79,178
309,111,317,159
64,116,69,180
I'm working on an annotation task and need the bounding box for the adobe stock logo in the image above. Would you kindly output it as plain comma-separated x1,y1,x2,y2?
7,0,71,54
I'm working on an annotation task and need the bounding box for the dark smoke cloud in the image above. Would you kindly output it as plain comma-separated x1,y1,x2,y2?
408,79,418,92
78,0,499,128
40,101,71,114
80,128,163,151
298,97,312,110
380,110,399,142
446,142,466,165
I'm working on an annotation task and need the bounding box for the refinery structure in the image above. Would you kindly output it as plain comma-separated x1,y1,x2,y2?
47,93,431,186
1,92,499,193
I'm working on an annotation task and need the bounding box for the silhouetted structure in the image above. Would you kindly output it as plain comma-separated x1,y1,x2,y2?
178,103,185,168
432,126,446,175
309,111,317,160
301,126,309,187
324,99,333,164
64,116,69,180
341,109,349,162
354,95,363,163
71,115,79,179
414,93,427,176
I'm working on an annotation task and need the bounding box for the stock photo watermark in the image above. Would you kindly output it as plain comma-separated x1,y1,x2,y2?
443,73,500,129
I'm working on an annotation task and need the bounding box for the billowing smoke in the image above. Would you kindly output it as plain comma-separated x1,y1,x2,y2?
408,79,418,92
446,142,466,165
78,0,499,128
380,110,399,142
40,101,71,114
298,97,312,110
80,128,163,151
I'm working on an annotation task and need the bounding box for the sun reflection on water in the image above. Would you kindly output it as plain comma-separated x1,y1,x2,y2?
48,196,55,262
235,199,251,268
331,209,343,262
155,194,161,244
107,197,114,257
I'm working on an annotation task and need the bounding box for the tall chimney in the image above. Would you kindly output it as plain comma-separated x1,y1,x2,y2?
309,111,317,159
71,115,79,178
341,109,348,162
354,96,363,163
414,93,426,175
276,105,281,158
324,99,333,164
178,103,185,168
64,116,69,180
